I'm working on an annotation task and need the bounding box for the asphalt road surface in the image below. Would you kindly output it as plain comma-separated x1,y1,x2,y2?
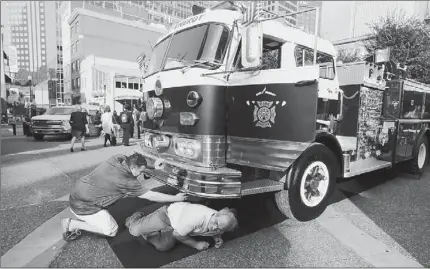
1,126,429,268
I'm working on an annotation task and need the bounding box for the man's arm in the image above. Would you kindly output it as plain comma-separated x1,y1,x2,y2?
173,230,209,251
138,190,186,203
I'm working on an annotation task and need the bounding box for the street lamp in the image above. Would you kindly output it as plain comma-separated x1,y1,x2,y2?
28,75,33,102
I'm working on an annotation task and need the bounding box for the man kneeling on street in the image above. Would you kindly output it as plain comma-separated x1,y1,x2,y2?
61,153,187,241
125,202,238,251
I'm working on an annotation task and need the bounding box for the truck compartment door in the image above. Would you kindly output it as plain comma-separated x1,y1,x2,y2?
226,66,319,171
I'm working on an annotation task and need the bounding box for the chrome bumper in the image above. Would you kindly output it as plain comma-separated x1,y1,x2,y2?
135,148,242,198
32,127,70,135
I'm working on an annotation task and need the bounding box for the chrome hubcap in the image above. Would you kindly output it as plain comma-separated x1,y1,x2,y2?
418,143,427,169
300,161,330,207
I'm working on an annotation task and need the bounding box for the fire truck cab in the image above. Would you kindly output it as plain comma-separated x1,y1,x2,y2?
137,1,430,222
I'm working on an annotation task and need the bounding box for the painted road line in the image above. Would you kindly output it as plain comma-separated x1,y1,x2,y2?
316,206,422,267
1,178,164,267
1,207,73,268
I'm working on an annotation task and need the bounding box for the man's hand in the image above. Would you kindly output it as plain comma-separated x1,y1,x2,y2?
195,241,210,251
214,236,223,249
174,193,187,202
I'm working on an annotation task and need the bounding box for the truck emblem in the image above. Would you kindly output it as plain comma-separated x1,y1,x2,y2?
246,89,287,128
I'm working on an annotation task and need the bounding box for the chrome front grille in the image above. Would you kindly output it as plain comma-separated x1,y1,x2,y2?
32,120,62,126
141,128,226,168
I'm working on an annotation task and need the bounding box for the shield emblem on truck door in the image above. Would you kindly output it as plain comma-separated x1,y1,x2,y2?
226,65,320,171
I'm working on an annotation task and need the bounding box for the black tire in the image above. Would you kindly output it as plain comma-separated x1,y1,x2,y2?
409,135,428,175
33,134,44,141
275,143,338,222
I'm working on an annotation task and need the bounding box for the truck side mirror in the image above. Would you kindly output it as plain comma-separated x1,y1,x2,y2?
241,22,263,68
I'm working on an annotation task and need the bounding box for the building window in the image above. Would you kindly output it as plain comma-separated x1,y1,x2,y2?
72,62,75,72
71,44,75,54
71,25,74,34
77,78,80,88
76,40,79,52
72,79,75,89
77,60,80,71
75,21,79,33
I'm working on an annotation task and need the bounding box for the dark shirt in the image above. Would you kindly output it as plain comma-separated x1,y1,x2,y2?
112,114,120,125
70,111,88,131
120,110,134,127
69,154,148,215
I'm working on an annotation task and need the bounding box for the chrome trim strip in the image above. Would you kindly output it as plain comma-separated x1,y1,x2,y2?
398,119,430,124
31,124,63,129
343,158,391,178
227,136,310,171
142,128,224,139
135,148,241,176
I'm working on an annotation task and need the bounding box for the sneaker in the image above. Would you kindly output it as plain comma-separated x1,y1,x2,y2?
70,148,74,152
81,148,86,151
61,218,82,242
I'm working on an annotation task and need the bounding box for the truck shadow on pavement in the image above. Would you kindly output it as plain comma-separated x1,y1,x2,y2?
106,185,286,268
107,164,429,268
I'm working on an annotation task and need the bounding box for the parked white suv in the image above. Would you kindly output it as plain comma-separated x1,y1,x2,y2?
30,106,73,140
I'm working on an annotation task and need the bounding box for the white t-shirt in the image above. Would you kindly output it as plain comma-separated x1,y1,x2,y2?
167,202,218,237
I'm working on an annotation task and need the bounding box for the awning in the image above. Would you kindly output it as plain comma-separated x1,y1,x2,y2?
94,64,142,78
114,88,141,101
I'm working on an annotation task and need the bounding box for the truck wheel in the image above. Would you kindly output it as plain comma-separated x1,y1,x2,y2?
410,136,428,175
275,144,337,222
33,134,44,141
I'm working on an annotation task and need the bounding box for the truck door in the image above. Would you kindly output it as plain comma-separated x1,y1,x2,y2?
226,46,320,171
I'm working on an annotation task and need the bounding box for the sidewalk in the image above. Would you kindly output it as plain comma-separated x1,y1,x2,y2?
1,140,156,268
0,124,24,138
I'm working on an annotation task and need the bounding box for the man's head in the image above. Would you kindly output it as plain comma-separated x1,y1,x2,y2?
75,105,81,112
124,104,131,111
207,208,238,234
126,152,148,176
105,106,111,113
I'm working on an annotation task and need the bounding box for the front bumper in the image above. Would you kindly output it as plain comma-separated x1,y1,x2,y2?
135,148,242,198
32,126,71,135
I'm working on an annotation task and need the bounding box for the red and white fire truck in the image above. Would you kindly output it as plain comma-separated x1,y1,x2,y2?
136,1,430,221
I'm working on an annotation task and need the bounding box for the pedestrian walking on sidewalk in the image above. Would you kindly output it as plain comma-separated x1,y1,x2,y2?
69,105,89,152
101,106,113,147
61,152,188,241
133,104,141,139
111,110,120,146
120,104,134,146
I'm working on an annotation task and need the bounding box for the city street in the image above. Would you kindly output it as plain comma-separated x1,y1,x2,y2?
1,126,429,268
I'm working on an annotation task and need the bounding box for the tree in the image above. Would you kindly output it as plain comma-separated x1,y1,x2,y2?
364,10,430,84
336,48,363,64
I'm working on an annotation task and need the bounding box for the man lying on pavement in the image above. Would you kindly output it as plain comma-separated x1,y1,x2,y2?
125,202,238,252
61,152,187,241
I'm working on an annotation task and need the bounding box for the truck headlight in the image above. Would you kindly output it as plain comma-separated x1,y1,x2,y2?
62,121,71,130
174,138,201,159
147,97,171,120
187,91,202,108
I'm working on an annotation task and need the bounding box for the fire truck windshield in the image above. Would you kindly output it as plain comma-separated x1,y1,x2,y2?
145,23,229,77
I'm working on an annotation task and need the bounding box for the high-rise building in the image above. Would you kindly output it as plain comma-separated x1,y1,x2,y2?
59,1,166,105
238,1,298,26
320,1,429,42
128,1,219,26
1,1,64,104
296,1,322,36
2,2,54,77
425,1,430,25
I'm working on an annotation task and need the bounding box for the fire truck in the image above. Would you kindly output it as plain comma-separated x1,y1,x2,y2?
136,1,430,221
